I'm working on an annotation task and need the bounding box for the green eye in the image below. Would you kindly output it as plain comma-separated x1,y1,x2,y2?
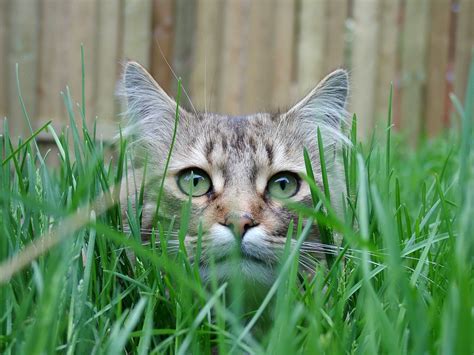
177,168,212,197
267,172,299,199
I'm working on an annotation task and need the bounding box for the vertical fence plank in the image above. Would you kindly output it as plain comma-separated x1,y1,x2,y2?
122,0,153,67
0,0,7,123
150,0,175,94
37,0,96,132
351,0,380,138
425,0,451,136
297,0,328,95
172,0,196,108
95,0,120,138
271,0,295,109
37,0,69,129
6,0,40,137
325,0,348,73
69,0,97,123
53,2,74,127
454,0,474,104
218,0,248,114
38,0,99,135
243,0,275,113
400,0,430,143
374,0,399,122
190,0,223,112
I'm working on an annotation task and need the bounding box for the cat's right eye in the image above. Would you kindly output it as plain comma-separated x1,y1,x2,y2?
267,172,300,199
177,168,212,197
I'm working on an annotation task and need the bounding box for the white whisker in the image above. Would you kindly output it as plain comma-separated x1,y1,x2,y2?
154,37,198,117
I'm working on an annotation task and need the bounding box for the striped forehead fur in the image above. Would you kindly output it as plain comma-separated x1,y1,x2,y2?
120,62,350,166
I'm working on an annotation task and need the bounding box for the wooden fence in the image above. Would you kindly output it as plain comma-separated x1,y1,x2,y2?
0,0,473,143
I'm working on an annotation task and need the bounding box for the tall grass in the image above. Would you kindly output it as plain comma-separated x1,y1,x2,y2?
0,52,472,354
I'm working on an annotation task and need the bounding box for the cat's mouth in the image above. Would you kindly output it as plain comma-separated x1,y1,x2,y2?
211,246,274,267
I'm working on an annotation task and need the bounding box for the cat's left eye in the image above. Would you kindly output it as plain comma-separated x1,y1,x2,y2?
177,168,212,197
267,172,300,199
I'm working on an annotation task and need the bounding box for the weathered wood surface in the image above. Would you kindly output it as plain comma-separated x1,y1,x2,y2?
401,0,430,144
95,0,120,138
271,0,296,109
172,0,196,109
190,0,223,112
0,1,8,122
218,0,248,115
150,0,175,95
351,0,379,138
425,0,451,136
37,0,68,130
0,0,7,124
454,0,474,104
6,0,40,137
243,0,275,113
374,0,398,125
297,0,328,95
0,0,472,143
122,0,153,67
325,0,348,73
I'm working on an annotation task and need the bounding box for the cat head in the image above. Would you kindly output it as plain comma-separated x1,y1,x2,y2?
121,62,349,285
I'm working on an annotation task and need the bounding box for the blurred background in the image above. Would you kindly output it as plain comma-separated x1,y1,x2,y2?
0,0,473,145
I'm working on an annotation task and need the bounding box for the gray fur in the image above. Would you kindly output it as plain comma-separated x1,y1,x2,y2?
120,61,349,284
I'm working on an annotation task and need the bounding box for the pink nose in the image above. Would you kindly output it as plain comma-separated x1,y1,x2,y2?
223,214,258,238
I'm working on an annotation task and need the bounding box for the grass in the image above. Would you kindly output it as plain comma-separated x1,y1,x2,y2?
0,54,473,354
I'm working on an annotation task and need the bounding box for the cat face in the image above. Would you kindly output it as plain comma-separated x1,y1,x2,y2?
121,62,348,285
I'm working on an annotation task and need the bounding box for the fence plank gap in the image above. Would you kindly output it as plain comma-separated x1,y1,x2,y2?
172,0,196,109
150,0,175,95
426,0,451,136
454,0,474,104
400,0,430,144
351,0,380,139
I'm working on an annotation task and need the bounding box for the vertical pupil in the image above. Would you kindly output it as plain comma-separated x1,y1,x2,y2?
279,179,287,190
193,176,200,187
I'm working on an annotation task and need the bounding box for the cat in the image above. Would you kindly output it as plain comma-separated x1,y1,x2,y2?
120,61,349,287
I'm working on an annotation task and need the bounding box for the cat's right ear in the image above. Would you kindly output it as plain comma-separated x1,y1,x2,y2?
121,61,183,137
284,69,349,146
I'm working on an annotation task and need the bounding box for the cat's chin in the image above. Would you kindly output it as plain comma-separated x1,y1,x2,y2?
199,259,278,287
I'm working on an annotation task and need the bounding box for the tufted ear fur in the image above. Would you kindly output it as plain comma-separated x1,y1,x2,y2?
286,69,349,145
120,61,185,145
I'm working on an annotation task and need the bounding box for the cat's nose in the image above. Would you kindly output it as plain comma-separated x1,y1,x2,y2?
223,213,258,238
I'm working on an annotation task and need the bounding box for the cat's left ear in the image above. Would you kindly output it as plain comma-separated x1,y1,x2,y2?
287,69,349,132
120,61,187,144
